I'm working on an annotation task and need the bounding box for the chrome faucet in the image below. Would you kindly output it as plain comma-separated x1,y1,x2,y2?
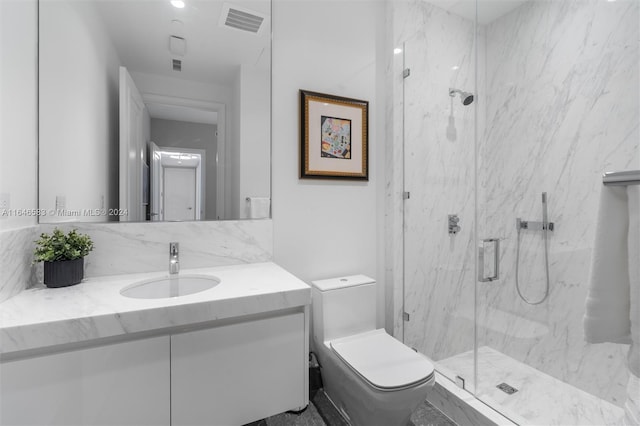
169,242,179,274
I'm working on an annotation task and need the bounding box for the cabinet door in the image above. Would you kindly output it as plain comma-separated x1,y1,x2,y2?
171,312,306,426
0,336,170,426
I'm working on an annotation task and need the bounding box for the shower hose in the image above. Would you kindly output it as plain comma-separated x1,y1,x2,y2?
515,218,551,305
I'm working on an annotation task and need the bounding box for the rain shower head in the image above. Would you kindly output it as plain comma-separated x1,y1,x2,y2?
449,88,474,105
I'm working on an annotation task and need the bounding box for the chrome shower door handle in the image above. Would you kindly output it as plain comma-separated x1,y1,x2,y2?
478,238,500,282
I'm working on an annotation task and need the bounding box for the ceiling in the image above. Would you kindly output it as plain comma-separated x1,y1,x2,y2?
427,0,529,25
94,0,271,87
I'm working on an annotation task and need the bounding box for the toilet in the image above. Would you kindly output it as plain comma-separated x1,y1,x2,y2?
311,275,435,426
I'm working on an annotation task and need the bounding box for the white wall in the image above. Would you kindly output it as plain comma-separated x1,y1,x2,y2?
272,0,386,327
0,0,39,302
0,0,38,231
239,65,271,218
38,1,121,222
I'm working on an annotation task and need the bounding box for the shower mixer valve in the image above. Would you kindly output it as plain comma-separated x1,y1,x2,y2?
448,214,461,235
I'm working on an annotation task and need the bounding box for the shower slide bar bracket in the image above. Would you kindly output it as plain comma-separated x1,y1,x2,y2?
517,219,554,232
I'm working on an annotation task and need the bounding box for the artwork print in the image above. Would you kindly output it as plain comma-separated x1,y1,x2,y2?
300,89,368,180
321,116,352,159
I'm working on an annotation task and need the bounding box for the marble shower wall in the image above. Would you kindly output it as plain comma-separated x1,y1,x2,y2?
389,0,638,408
478,0,639,405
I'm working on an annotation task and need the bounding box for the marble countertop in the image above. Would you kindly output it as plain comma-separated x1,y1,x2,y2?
0,262,311,359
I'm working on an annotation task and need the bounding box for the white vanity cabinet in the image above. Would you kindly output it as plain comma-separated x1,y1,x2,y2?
0,336,171,426
1,311,308,426
171,311,306,426
0,264,312,425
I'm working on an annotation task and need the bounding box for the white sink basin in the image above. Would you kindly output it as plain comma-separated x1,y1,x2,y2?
120,275,220,299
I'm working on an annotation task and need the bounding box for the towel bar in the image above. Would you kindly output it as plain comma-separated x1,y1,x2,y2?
603,170,640,186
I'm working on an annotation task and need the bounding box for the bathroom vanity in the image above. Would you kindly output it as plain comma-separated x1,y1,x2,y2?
0,262,310,426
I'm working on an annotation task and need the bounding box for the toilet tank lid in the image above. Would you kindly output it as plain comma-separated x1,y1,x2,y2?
311,275,375,291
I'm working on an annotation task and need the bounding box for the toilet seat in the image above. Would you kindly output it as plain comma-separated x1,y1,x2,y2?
329,329,435,392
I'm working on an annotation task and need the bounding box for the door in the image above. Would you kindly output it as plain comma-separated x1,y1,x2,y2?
163,166,196,221
149,142,161,221
401,32,477,389
119,66,148,222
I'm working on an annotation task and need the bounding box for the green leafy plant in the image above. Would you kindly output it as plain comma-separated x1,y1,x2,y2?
33,228,94,263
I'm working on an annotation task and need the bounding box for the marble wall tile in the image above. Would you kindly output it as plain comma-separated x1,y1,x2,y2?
0,226,38,303
38,220,273,279
478,0,638,405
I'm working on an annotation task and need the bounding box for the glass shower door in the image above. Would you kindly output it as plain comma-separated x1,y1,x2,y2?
401,4,478,388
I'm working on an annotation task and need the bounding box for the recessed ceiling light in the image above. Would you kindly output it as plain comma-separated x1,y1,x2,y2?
452,65,460,70
393,48,403,55
171,0,185,9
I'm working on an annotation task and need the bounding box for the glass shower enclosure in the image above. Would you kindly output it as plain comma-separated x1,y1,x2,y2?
394,0,639,424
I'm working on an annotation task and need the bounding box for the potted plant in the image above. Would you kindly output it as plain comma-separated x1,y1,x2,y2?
34,228,94,288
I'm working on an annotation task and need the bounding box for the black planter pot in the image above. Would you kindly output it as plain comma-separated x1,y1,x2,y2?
43,258,84,288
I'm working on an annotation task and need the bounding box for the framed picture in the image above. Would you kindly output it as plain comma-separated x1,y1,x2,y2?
300,90,369,180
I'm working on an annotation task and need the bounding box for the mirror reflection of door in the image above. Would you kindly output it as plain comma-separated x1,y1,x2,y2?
119,67,148,222
149,142,162,221
164,167,197,221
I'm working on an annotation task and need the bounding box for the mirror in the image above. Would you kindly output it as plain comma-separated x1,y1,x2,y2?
38,0,271,223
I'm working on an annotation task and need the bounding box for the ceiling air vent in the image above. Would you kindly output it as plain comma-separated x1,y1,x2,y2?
219,3,267,35
172,59,182,72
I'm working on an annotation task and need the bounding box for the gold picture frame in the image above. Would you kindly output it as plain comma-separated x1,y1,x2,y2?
300,90,369,180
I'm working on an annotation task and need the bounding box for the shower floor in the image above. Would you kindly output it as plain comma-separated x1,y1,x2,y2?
438,346,624,426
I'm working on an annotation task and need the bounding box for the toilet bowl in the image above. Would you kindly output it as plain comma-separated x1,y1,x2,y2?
311,275,435,426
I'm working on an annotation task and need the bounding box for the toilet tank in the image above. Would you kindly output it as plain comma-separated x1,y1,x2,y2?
311,275,377,343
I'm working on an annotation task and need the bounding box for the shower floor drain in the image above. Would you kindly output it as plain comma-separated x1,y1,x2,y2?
496,382,518,395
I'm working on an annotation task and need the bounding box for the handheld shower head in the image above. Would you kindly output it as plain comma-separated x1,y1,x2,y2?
449,88,475,105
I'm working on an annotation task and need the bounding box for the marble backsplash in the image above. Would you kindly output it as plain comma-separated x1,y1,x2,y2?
1,220,273,302
0,226,39,303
